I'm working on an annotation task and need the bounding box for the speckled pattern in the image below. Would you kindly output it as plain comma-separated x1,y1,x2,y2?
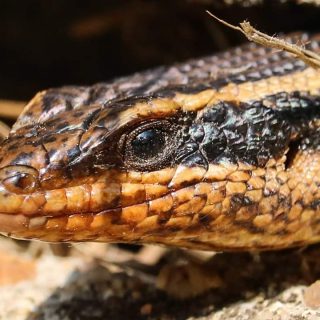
0,33,320,250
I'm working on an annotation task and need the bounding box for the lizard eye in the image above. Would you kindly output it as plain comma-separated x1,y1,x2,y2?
122,120,177,170
131,128,166,158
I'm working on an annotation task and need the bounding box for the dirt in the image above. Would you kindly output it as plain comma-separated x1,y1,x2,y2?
1,238,320,320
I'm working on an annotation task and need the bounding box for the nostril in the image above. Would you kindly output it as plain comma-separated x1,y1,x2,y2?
0,165,39,194
3,173,38,194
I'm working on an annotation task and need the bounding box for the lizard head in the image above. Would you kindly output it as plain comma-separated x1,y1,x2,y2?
0,38,320,250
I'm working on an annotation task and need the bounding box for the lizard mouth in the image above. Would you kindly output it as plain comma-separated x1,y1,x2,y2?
0,163,193,241
0,152,319,251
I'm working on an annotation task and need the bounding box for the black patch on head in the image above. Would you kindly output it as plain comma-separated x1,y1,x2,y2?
193,92,320,167
199,101,275,166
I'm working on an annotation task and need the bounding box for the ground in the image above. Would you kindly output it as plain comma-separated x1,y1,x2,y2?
1,237,320,320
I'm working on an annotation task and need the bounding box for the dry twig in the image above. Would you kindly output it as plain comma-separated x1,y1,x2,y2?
207,11,320,69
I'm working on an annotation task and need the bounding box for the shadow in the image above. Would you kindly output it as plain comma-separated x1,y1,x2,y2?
25,244,320,320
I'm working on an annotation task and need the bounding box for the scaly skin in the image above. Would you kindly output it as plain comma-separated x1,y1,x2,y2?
0,33,319,251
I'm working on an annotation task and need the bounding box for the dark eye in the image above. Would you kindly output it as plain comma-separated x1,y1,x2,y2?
131,129,166,159
122,120,178,170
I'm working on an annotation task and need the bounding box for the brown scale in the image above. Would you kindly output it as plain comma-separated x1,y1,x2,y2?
0,34,319,250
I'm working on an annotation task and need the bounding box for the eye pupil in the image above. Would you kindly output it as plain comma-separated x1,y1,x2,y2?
123,120,177,170
131,129,165,158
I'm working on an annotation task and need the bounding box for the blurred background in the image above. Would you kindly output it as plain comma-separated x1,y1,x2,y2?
0,1,320,319
0,0,320,113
